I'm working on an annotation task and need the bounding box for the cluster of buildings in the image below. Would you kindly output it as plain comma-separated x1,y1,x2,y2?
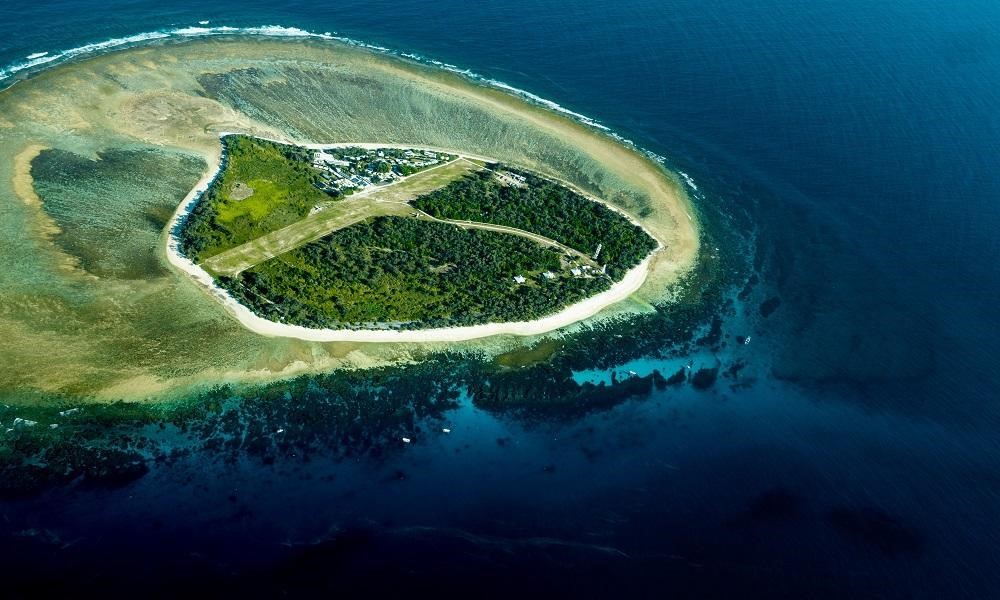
311,147,452,196
512,264,606,286
569,264,606,277
495,170,527,188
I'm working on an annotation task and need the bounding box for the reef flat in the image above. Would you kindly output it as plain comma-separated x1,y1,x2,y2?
0,36,698,402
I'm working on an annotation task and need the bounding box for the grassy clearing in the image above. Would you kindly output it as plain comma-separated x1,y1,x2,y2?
202,157,481,276
179,136,329,261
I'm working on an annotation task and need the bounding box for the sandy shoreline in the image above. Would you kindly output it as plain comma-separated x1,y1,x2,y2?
164,134,659,343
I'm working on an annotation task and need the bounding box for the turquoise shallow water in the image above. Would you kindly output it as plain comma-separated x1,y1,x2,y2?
1,1,999,597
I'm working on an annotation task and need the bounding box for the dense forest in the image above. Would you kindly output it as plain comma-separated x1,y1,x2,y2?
178,135,330,262
411,166,658,278
219,217,610,329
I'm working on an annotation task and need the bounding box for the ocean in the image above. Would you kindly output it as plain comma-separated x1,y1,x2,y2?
1,0,999,597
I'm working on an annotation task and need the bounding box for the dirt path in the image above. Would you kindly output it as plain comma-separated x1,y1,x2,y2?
413,209,601,269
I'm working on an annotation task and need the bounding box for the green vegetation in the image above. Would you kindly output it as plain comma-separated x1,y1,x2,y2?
176,137,659,329
412,167,658,278
179,135,331,261
495,339,564,368
219,217,610,329
201,158,481,277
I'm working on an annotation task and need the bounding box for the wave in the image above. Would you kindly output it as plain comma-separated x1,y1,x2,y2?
0,23,678,176
678,171,698,191
0,26,338,82
0,30,171,81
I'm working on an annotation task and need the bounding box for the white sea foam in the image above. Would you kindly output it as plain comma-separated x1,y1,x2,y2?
0,26,334,82
0,30,171,80
678,171,698,191
0,23,679,185
4,22,621,139
483,79,613,131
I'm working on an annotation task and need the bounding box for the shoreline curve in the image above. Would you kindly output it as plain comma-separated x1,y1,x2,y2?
164,135,660,343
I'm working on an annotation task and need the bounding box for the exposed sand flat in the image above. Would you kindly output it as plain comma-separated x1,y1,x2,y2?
12,144,47,206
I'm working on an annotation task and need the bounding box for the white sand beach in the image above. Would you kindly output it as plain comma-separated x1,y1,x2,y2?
164,135,659,343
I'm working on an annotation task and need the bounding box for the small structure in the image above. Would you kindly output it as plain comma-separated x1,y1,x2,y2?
496,171,528,188
542,271,556,280
314,150,349,167
513,275,527,284
570,267,583,277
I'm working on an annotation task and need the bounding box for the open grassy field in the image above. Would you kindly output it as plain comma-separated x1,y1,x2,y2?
201,157,482,276
179,136,329,261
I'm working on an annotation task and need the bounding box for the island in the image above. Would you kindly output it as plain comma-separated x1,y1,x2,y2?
170,134,660,339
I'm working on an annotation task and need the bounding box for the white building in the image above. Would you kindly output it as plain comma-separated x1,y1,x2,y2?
314,150,350,167
513,275,527,284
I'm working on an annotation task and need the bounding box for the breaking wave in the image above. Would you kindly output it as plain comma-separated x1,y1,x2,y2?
0,22,685,183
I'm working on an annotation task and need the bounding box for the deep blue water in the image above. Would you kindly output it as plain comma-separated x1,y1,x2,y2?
2,1,1000,597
